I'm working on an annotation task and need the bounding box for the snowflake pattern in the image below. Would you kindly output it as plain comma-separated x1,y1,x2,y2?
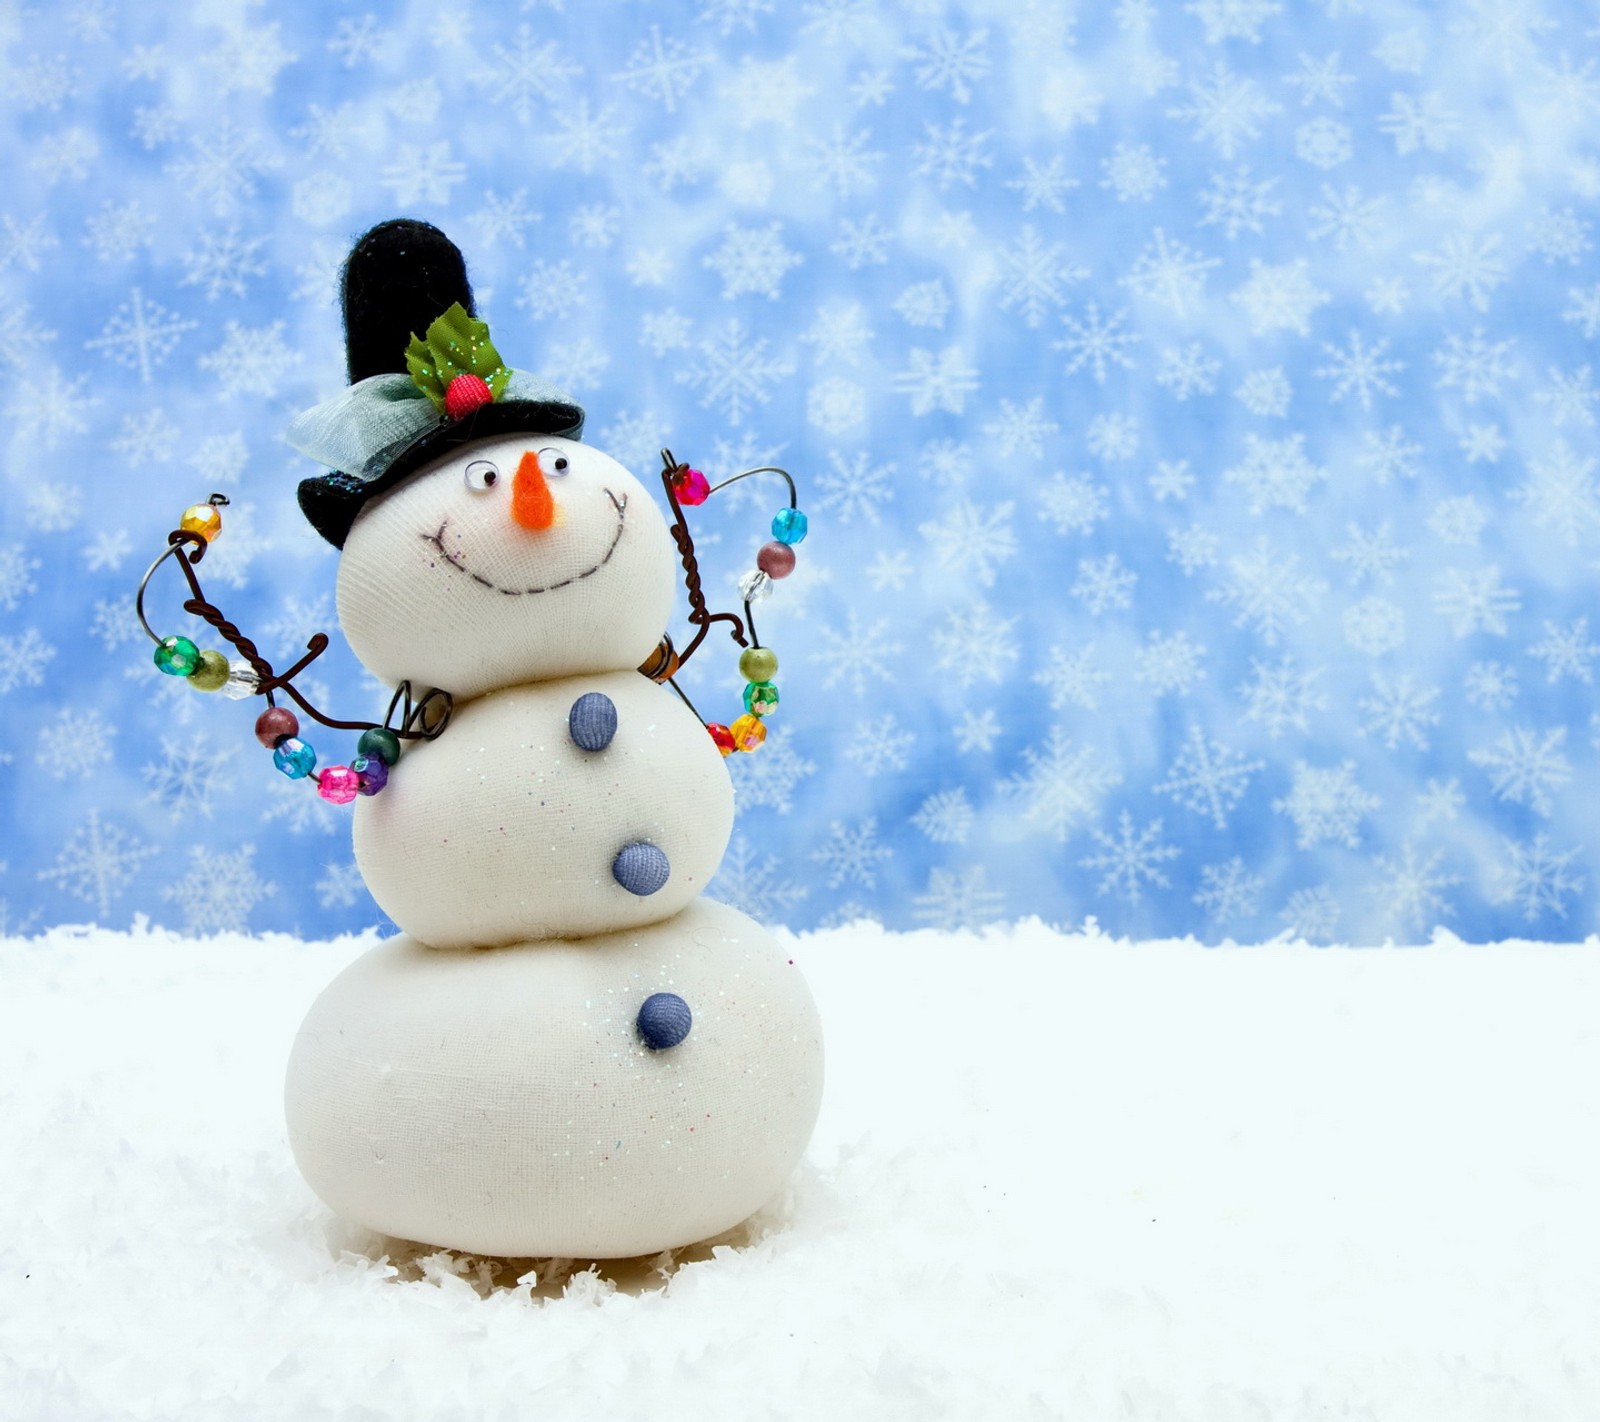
2,1,1597,946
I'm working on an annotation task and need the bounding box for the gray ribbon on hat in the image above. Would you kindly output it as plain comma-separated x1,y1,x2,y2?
285,369,579,478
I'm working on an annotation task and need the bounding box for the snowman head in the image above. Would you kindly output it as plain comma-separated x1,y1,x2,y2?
289,219,674,697
336,432,675,697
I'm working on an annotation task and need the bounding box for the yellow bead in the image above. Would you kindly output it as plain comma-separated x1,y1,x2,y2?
180,504,223,542
729,712,767,752
189,649,230,692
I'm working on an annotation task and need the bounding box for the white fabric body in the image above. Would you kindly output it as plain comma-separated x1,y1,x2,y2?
336,434,676,701
353,669,735,948
284,898,824,1259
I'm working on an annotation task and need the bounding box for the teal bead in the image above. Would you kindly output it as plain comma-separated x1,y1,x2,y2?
743,680,780,716
357,726,402,766
771,507,808,545
153,636,200,676
272,737,317,779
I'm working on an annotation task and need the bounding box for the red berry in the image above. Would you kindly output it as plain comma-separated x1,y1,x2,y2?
444,373,493,420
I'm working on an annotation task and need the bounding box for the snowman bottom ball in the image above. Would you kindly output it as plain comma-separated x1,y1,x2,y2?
284,898,824,1259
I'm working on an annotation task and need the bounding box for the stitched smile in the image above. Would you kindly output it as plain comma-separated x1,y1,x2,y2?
421,489,628,595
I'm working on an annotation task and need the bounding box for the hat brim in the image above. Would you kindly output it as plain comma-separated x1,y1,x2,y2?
297,397,586,549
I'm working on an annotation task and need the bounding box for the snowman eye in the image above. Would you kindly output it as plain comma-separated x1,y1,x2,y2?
464,460,500,492
538,447,571,477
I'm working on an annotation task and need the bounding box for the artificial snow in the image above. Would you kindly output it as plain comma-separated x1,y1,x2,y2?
3,920,1599,1420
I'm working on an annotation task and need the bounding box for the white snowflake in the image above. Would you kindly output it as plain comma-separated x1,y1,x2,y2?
1279,886,1340,944
1223,433,1325,514
1232,258,1330,335
474,26,580,125
201,20,296,96
994,225,1087,329
1039,473,1110,536
911,787,974,845
1314,331,1404,410
198,320,296,399
982,397,1059,458
1563,283,1600,340
903,25,990,104
1079,812,1179,904
1295,117,1353,169
953,708,1000,754
1460,426,1505,464
911,117,994,189
189,431,249,486
36,708,114,780
1086,413,1138,461
1239,656,1327,738
1235,367,1292,417
110,409,179,464
725,726,816,813
1356,426,1422,484
1469,726,1571,817
1186,0,1281,44
1357,674,1441,751
1134,630,1207,697
1343,596,1406,657
811,819,894,891
83,289,196,383
1194,858,1265,924
1155,345,1220,400
805,126,882,199
1034,643,1110,711
166,120,280,217
1528,619,1598,684
814,450,894,525
381,141,466,205
545,100,627,174
142,732,238,820
1198,166,1281,238
1209,539,1327,645
830,215,893,269
1414,233,1509,311
709,836,809,922
1377,91,1460,154
0,627,55,695
1100,142,1166,202
911,866,1006,931
1149,460,1195,501
1167,62,1282,159
1331,521,1408,586
1169,526,1221,574
1432,328,1518,403
517,258,588,319
1274,760,1379,849
161,843,278,935
82,200,156,262
1432,565,1521,637
615,25,709,113
1534,366,1599,428
1464,660,1520,711
1072,554,1137,615
892,281,949,329
1489,834,1585,924
1121,229,1221,317
1156,725,1264,830
1307,185,1386,250
1011,155,1081,211
37,810,157,922
676,321,796,425
1056,302,1140,383
0,544,41,610
893,345,980,415
999,727,1121,842
932,600,1019,688
919,501,1017,588
703,223,803,301
1372,843,1460,937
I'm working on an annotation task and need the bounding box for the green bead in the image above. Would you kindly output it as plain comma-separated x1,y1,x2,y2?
357,726,403,766
738,646,778,683
188,649,230,692
743,680,780,717
153,636,200,676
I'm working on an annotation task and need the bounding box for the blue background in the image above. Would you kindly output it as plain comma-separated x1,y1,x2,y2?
2,0,1596,943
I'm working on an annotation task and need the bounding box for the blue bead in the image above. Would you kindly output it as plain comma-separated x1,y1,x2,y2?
272,737,317,779
568,691,618,752
637,992,692,1050
612,841,670,896
771,507,808,545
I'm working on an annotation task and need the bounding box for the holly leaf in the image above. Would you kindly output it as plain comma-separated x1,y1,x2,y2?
405,303,511,412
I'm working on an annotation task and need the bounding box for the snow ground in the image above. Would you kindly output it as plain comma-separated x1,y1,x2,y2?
2,920,1599,1421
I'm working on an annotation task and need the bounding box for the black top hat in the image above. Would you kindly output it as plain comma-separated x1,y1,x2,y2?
295,219,585,548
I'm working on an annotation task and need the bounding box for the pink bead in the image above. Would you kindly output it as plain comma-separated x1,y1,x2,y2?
756,540,796,578
672,466,710,505
317,765,361,805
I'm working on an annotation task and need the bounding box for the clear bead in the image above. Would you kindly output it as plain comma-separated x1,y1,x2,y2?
737,569,773,603
220,659,259,700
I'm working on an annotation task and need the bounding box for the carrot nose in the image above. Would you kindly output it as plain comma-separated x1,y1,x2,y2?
511,450,555,531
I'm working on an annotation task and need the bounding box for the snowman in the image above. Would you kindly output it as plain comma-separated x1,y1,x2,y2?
275,220,823,1260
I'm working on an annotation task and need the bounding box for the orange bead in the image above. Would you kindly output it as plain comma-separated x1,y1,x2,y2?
729,712,767,752
180,503,223,542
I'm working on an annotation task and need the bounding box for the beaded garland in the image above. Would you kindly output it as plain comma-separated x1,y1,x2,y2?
663,459,808,759
138,457,808,802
